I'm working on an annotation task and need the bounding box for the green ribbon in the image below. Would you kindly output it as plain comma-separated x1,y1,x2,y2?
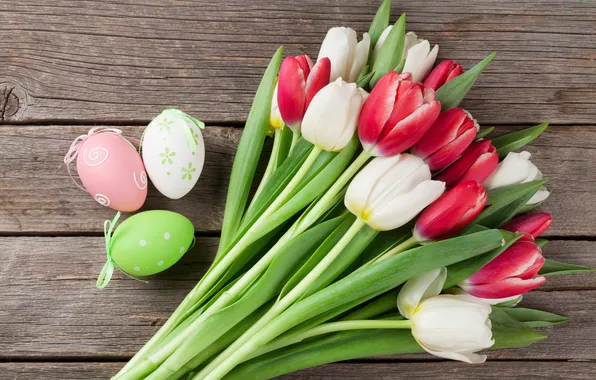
162,109,204,150
96,212,149,289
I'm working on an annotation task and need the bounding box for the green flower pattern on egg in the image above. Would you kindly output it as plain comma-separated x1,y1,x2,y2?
110,210,194,276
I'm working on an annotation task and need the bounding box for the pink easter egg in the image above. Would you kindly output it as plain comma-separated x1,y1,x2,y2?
76,132,147,212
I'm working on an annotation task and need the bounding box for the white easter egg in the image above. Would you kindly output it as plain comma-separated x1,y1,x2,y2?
142,110,205,199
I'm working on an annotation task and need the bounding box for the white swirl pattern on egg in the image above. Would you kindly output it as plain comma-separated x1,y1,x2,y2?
133,170,148,190
83,147,109,167
94,193,111,206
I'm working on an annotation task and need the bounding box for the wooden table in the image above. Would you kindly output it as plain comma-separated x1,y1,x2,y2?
1,1,595,378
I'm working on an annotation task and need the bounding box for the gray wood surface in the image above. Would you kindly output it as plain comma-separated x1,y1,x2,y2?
0,0,595,379
1,124,594,236
0,0,595,124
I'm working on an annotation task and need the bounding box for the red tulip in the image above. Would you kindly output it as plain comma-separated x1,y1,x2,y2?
358,71,441,157
461,236,546,299
435,140,498,188
412,108,478,171
414,180,487,243
277,55,331,131
423,60,463,91
502,212,553,238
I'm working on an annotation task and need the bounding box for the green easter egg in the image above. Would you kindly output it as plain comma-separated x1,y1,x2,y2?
110,210,194,276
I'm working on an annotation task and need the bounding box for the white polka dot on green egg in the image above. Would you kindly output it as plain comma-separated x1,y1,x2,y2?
110,210,194,276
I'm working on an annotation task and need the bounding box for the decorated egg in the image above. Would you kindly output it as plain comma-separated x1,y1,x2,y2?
110,210,194,276
73,129,147,212
142,109,205,199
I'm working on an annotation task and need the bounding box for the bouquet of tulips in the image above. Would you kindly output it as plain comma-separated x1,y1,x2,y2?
112,1,593,379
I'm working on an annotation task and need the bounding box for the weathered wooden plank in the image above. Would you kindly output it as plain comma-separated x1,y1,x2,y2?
1,125,594,236
0,236,594,359
1,361,595,380
0,0,594,124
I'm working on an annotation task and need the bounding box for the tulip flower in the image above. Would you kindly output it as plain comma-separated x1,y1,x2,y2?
269,83,284,130
502,212,553,238
435,140,499,188
414,181,487,243
317,27,370,82
358,72,441,157
372,28,420,64
277,55,331,132
484,151,550,205
412,108,479,171
301,78,368,152
460,236,547,299
402,37,439,83
423,59,463,91
398,268,494,364
345,154,445,231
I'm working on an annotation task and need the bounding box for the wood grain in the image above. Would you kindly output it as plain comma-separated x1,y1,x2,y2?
0,236,594,360
1,124,595,236
0,0,594,124
1,361,595,380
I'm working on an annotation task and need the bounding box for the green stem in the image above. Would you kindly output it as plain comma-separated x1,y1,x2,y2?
246,128,283,213
249,319,411,360
289,130,301,152
373,235,418,263
196,218,367,380
115,147,322,380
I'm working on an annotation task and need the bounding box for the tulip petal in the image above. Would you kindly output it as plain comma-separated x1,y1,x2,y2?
277,56,307,129
384,82,424,129
304,57,331,110
423,60,462,91
367,179,445,230
527,186,550,205
374,100,441,156
348,33,371,82
518,255,545,280
436,140,498,187
502,212,553,238
419,345,488,364
484,151,536,190
397,267,447,319
463,276,546,299
358,72,401,151
466,241,542,285
318,27,352,82
426,123,477,170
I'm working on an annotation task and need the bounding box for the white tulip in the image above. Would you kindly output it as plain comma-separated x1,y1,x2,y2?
397,269,494,364
483,151,550,205
269,83,284,130
301,78,368,152
411,295,494,363
402,36,439,83
317,27,370,82
372,29,421,65
344,154,445,230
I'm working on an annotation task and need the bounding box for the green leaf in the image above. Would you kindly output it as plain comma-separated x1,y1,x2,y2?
367,0,391,59
516,189,551,214
540,259,596,276
490,307,548,349
476,127,494,140
492,122,549,159
257,230,504,344
473,180,548,228
356,69,374,89
277,126,294,167
444,229,520,288
219,47,283,253
534,238,548,248
496,296,522,308
499,307,569,328
370,13,406,87
152,216,349,375
436,52,496,111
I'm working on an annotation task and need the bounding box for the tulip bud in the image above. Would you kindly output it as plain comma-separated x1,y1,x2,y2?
402,37,439,83
435,140,499,188
460,237,546,299
411,108,479,171
423,60,463,91
410,295,494,363
301,78,368,152
414,181,487,243
398,268,493,364
277,55,331,132
269,83,284,130
502,212,553,238
344,154,445,231
484,151,550,205
317,27,370,82
358,72,441,157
